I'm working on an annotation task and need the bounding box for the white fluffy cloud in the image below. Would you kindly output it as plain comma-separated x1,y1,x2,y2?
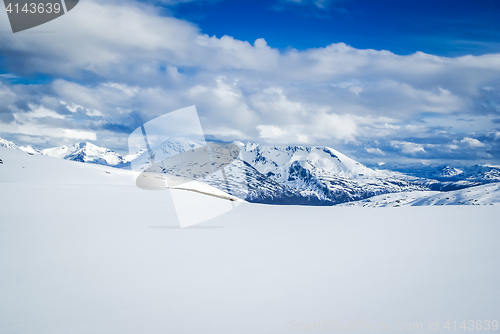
0,0,499,162
390,141,426,155
366,147,385,156
454,137,486,148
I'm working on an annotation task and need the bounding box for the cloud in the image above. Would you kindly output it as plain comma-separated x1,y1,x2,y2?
62,129,97,140
454,137,486,148
256,125,288,139
390,141,426,155
0,106,15,124
102,83,140,97
0,0,499,163
366,147,385,156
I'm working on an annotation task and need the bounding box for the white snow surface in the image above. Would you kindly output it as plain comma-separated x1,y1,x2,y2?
19,144,41,155
1,146,500,333
337,191,441,207
338,183,500,207
40,145,72,159
411,183,500,206
0,137,18,149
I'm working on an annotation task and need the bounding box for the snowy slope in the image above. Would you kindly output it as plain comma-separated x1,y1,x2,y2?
337,191,440,207
338,183,500,207
0,146,238,202
18,145,41,155
39,145,72,158
1,143,500,333
410,182,500,206
0,145,137,185
0,137,18,150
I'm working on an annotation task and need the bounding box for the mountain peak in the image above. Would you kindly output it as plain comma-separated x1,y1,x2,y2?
2,136,500,205
72,142,100,149
0,137,18,150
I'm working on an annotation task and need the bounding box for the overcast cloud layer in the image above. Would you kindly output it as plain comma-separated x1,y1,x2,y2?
0,0,499,164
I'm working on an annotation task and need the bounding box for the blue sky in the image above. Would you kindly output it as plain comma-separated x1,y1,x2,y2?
0,0,499,165
171,0,500,56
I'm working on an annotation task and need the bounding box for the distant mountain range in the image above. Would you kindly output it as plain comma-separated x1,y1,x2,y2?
0,137,140,168
339,183,500,207
2,136,499,205
375,162,500,188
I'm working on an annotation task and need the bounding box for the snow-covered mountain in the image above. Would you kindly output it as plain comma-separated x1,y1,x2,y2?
130,138,304,204
234,142,431,204
2,136,500,205
54,142,127,166
130,137,205,172
376,162,500,190
338,183,500,207
1,138,137,168
0,137,19,150
130,139,433,205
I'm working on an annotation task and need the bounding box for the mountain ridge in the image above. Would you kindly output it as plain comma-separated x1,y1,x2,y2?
2,136,500,205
